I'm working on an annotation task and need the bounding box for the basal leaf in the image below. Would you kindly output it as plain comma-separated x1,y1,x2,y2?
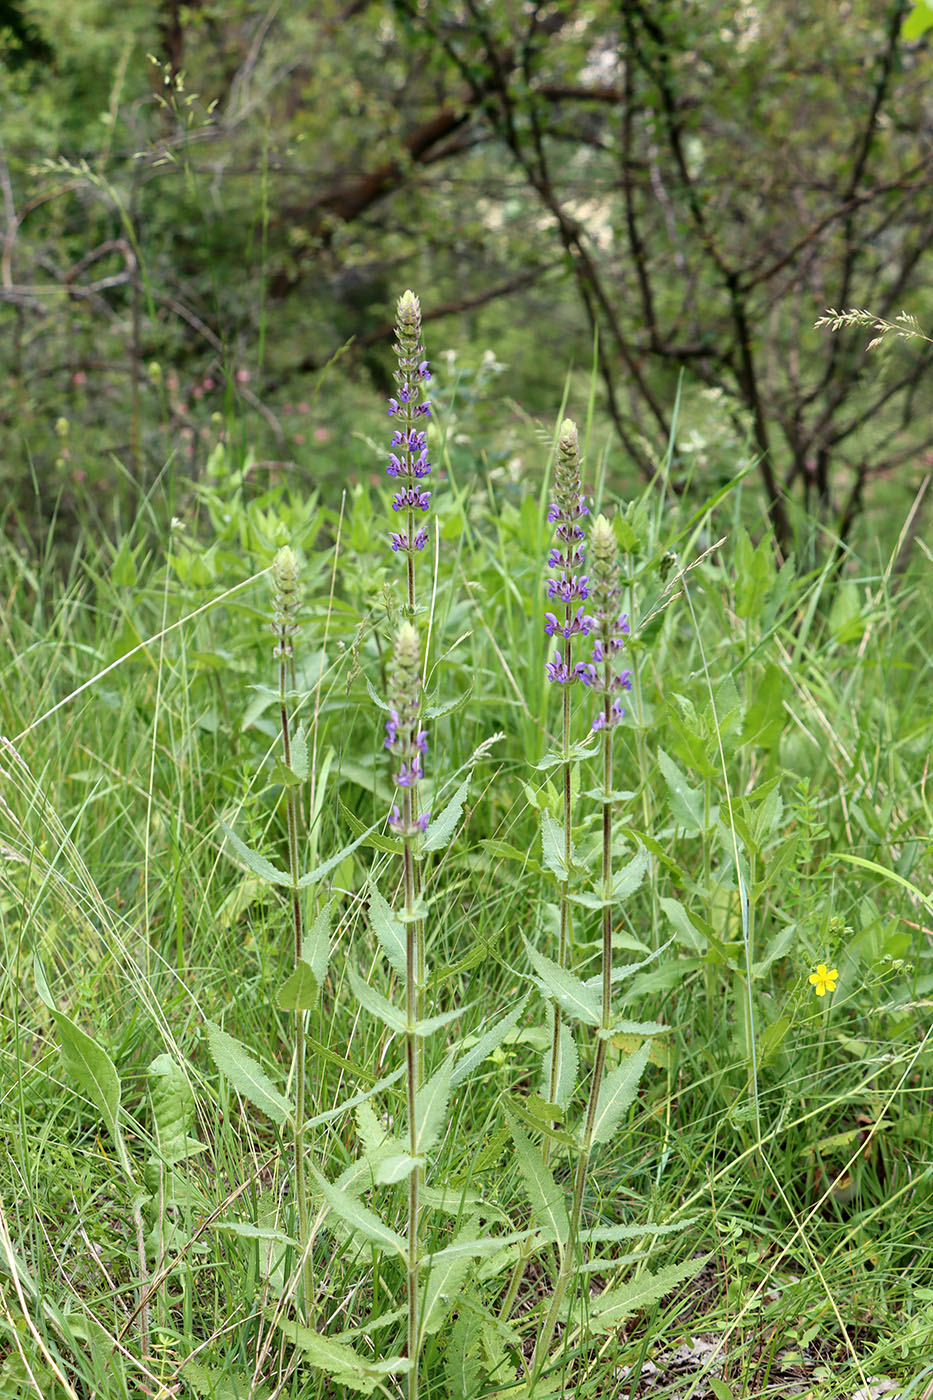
589,1256,705,1330
591,1041,651,1146
205,1021,292,1127
147,1054,196,1166
270,1310,409,1393
34,958,125,1169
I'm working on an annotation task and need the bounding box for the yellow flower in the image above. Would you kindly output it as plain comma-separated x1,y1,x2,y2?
809,964,839,997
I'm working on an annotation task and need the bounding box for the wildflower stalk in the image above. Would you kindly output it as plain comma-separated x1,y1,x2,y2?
542,420,591,1148
386,291,433,1078
384,622,432,1400
500,420,592,1324
529,514,632,1386
272,545,314,1319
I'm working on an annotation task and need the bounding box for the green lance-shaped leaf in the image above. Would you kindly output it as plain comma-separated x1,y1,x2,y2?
297,821,380,888
569,843,649,908
541,1014,577,1111
589,1256,707,1332
540,809,569,882
422,776,470,853
276,958,319,1013
415,1053,454,1156
420,1230,475,1340
289,722,309,782
301,898,333,988
147,1054,195,1167
346,965,408,1034
503,1104,569,1256
269,1310,410,1394
34,957,129,1175
591,1041,651,1146
311,1164,407,1259
450,993,529,1088
204,1021,292,1127
657,750,706,832
218,817,291,887
366,883,406,981
524,938,600,1026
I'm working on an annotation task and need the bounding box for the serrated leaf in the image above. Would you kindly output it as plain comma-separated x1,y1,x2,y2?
416,1054,454,1155
420,1233,474,1339
304,1066,405,1131
34,958,126,1169
270,1310,409,1393
479,838,543,873
373,1152,422,1185
540,1016,578,1110
580,1215,699,1244
364,674,390,712
524,939,600,1026
289,723,309,781
606,1017,668,1038
446,1311,483,1400
589,1255,706,1330
503,1104,569,1255
367,885,407,980
212,1221,297,1246
657,749,706,831
422,777,470,853
147,1054,195,1166
415,1004,469,1036
301,899,332,987
346,966,408,1033
205,1021,292,1126
218,817,291,886
570,844,648,906
591,1041,651,1146
297,821,380,888
311,1165,407,1258
535,740,599,770
276,958,320,1012
450,994,529,1087
423,685,473,720
540,809,568,881
660,895,706,952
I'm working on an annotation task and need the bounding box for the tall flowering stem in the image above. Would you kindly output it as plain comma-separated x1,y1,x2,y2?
387,290,433,612
543,420,591,1129
271,545,315,1319
385,622,431,1400
530,514,633,1383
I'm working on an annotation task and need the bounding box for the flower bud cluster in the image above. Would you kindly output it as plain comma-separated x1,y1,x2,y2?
271,545,301,658
387,290,432,556
385,622,431,836
576,514,632,729
544,419,593,683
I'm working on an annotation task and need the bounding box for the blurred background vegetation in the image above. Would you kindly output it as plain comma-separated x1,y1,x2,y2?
1,0,931,563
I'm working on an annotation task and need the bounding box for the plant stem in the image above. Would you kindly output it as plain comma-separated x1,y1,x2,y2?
402,792,421,1400
280,668,314,1321
530,693,615,1389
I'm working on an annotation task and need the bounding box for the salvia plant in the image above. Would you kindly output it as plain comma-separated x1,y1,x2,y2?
13,293,723,1400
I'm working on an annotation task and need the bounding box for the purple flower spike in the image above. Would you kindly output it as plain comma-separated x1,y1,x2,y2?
386,291,433,559
582,514,632,728
384,622,429,832
543,419,591,686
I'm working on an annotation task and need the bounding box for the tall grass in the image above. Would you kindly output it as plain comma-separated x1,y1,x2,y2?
1,310,932,1399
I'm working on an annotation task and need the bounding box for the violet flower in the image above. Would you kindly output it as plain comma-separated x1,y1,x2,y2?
387,292,432,565
544,419,592,683
581,514,632,730
385,621,431,836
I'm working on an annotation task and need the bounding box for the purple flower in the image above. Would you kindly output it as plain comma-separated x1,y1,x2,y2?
543,419,591,685
583,515,632,729
545,650,575,684
544,605,594,639
386,291,434,559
